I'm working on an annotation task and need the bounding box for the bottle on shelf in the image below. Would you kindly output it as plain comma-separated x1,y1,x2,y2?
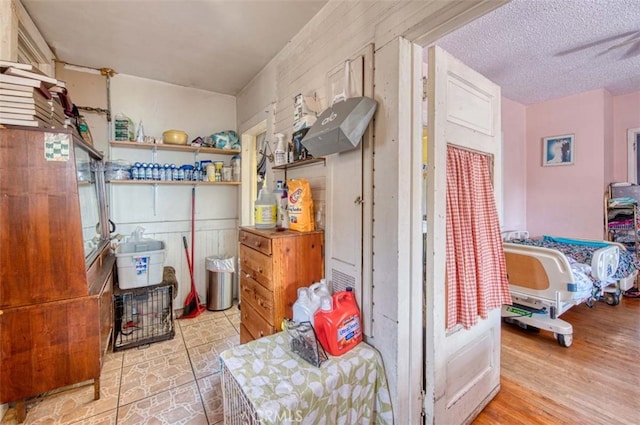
255,183,276,229
287,137,296,164
274,133,286,166
273,180,289,228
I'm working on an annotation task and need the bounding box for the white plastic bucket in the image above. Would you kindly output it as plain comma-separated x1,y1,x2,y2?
116,241,166,289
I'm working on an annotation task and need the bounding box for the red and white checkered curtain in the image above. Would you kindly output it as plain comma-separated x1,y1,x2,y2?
445,146,511,330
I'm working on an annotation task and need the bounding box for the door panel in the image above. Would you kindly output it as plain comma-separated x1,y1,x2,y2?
325,47,373,336
425,45,502,424
326,55,363,283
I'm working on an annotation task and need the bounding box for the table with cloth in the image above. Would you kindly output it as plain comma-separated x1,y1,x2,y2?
218,332,393,425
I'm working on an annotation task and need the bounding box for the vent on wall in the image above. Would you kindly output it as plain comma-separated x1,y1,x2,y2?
331,269,356,293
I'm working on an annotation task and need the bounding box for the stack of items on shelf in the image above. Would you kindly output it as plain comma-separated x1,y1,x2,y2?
50,88,67,128
607,196,638,245
0,60,68,128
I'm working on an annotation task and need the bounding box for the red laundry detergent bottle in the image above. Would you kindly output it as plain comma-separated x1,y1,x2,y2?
314,287,362,356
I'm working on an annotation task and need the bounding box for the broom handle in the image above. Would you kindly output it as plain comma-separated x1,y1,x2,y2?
182,236,195,290
191,187,195,281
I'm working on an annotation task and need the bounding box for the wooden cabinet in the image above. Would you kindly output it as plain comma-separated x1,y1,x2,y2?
239,227,324,343
0,127,113,422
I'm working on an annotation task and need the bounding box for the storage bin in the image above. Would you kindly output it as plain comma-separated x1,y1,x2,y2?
116,240,166,289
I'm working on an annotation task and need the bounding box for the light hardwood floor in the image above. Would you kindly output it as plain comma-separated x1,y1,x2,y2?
474,296,640,425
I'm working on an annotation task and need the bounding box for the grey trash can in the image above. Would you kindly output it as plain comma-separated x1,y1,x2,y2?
206,256,235,311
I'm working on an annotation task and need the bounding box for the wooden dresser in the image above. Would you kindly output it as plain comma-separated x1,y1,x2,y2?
0,128,113,422
239,227,324,343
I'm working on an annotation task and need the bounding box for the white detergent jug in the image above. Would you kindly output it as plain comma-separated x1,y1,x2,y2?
254,184,276,229
309,279,331,317
293,287,314,325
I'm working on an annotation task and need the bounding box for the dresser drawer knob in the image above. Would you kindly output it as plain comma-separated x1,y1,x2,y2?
259,331,264,337
245,273,251,279
254,241,262,248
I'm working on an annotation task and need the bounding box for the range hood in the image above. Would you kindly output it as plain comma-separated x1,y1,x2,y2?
300,96,377,157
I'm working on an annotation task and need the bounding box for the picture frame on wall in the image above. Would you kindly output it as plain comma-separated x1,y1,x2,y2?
542,134,574,166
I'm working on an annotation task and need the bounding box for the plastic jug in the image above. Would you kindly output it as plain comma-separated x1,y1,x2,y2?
292,287,314,324
314,287,362,356
255,184,276,229
309,279,331,314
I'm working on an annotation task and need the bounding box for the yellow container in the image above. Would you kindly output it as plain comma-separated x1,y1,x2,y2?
163,130,188,145
206,164,216,182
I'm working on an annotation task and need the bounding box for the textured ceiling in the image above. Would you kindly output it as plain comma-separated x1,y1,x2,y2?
435,0,640,104
22,0,326,95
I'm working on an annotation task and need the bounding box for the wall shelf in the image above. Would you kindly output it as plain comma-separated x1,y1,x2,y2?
108,180,240,186
272,157,325,171
109,140,240,156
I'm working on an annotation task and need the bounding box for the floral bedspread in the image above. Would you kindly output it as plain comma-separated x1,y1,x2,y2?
219,332,394,425
508,237,639,279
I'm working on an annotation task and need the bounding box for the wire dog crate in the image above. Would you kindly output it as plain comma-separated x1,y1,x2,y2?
113,283,175,352
221,362,260,425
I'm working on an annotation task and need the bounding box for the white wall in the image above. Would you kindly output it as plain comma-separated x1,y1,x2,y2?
108,75,238,306
235,1,498,421
501,96,527,231
110,74,236,148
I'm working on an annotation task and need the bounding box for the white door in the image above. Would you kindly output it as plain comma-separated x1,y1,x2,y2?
424,45,503,423
325,45,374,336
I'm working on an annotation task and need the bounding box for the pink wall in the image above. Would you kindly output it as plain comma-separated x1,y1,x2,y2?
604,91,614,187
613,91,640,182
501,97,527,231
526,89,607,239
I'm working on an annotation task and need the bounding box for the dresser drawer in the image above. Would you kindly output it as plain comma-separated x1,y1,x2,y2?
239,230,272,256
241,274,275,326
240,300,275,340
239,245,273,291
240,323,254,344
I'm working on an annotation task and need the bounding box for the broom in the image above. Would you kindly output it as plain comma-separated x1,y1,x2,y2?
181,188,205,318
181,235,205,318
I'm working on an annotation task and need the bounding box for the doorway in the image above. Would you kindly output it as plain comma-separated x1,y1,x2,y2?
240,120,268,226
626,127,640,184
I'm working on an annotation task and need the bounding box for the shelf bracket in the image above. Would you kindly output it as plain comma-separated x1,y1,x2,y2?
153,184,158,216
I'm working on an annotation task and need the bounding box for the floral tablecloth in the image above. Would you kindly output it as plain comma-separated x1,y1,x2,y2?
219,332,393,425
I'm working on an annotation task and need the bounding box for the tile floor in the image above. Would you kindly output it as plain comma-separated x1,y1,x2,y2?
1,305,241,425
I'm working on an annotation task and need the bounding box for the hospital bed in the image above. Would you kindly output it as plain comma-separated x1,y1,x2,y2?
500,232,637,347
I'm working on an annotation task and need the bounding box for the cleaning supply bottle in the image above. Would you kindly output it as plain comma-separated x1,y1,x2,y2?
309,279,331,314
254,183,276,229
314,287,363,356
274,133,286,166
293,287,314,325
273,180,285,228
273,180,290,229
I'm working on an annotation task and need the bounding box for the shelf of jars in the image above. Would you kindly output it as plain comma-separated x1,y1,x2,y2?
109,140,240,155
107,180,240,186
